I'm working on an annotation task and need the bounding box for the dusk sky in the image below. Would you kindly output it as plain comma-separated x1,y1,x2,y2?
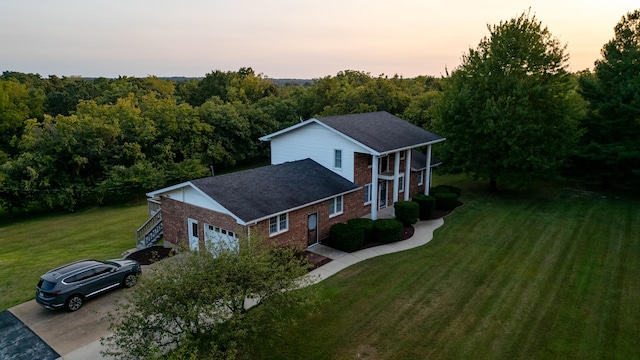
0,1,636,79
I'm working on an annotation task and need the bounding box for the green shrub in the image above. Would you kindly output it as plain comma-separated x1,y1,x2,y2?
430,185,462,196
394,201,419,226
373,219,403,243
329,223,364,252
347,218,375,243
412,194,436,220
434,192,458,210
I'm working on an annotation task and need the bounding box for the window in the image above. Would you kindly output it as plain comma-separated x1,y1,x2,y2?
329,195,343,216
380,156,389,172
364,183,372,204
418,170,424,186
269,213,288,235
191,221,198,237
65,270,94,284
334,149,342,169
399,175,405,192
93,266,114,277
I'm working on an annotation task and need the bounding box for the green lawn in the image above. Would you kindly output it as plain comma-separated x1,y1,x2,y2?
0,203,149,311
1,178,638,359
252,179,640,359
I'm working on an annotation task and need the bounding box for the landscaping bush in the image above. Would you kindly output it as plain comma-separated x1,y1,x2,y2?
412,194,436,220
373,219,403,243
347,218,375,243
430,184,462,196
329,223,364,252
434,192,458,210
394,201,419,226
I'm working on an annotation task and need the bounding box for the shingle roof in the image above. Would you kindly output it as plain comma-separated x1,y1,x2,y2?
317,111,444,153
190,159,359,223
411,150,442,171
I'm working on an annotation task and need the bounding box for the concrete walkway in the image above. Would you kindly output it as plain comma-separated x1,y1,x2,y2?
9,218,444,359
305,218,444,284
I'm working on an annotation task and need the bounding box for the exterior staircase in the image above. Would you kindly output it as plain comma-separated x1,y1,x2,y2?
136,205,163,249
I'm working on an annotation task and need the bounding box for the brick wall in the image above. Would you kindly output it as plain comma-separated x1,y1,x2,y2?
254,190,369,249
161,197,245,249
409,170,426,198
354,152,372,186
161,189,372,251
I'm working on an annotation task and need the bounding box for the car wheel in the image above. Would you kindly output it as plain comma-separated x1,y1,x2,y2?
123,273,138,288
66,295,83,311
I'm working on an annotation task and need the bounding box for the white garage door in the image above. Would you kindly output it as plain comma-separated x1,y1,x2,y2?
204,224,239,256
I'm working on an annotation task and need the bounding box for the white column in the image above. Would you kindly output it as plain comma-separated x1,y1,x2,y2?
392,152,400,206
424,145,432,195
371,155,379,220
404,149,411,201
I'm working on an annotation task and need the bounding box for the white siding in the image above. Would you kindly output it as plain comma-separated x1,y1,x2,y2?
164,186,232,215
270,123,368,182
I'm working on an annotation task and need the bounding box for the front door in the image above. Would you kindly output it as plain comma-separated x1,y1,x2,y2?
188,218,199,251
307,213,318,247
379,180,387,208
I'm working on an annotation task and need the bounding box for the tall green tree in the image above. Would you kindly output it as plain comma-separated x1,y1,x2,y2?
577,9,640,187
433,11,583,190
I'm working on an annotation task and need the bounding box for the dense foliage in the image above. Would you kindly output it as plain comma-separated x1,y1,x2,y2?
412,194,436,220
373,219,404,243
393,200,419,226
329,222,365,252
0,69,442,213
1,8,639,212
101,238,317,359
433,11,585,190
575,9,640,188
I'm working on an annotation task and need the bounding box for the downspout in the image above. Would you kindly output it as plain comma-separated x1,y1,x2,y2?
371,155,379,220
424,145,432,195
404,149,411,201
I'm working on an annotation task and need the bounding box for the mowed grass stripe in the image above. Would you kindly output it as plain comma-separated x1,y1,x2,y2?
252,188,640,359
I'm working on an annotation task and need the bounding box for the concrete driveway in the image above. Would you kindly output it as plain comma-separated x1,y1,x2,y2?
8,287,132,359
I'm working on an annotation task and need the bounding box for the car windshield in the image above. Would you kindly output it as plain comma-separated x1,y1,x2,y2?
104,260,121,267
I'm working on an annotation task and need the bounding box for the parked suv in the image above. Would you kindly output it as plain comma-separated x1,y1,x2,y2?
36,259,141,311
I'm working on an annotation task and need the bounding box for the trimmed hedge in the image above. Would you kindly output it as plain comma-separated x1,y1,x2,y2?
373,219,403,244
434,192,458,210
394,201,419,226
329,223,364,252
347,218,375,243
431,184,462,196
412,194,436,220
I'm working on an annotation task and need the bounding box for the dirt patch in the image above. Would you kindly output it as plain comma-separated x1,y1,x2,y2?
356,344,379,359
304,251,332,270
124,246,176,265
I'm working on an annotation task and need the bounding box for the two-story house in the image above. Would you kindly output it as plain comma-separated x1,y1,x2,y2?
139,111,444,252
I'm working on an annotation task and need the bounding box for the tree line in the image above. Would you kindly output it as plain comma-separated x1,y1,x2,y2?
1,9,638,214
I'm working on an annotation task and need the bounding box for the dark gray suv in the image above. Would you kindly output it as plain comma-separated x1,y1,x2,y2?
36,259,141,311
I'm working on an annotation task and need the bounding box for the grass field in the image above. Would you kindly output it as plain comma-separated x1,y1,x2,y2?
1,177,638,359
251,178,640,359
0,203,149,311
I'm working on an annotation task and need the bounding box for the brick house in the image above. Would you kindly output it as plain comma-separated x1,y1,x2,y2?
140,111,444,251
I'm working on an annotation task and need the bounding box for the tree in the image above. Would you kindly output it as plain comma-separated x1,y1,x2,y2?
576,9,640,187
433,11,583,190
101,239,318,359
0,78,45,156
